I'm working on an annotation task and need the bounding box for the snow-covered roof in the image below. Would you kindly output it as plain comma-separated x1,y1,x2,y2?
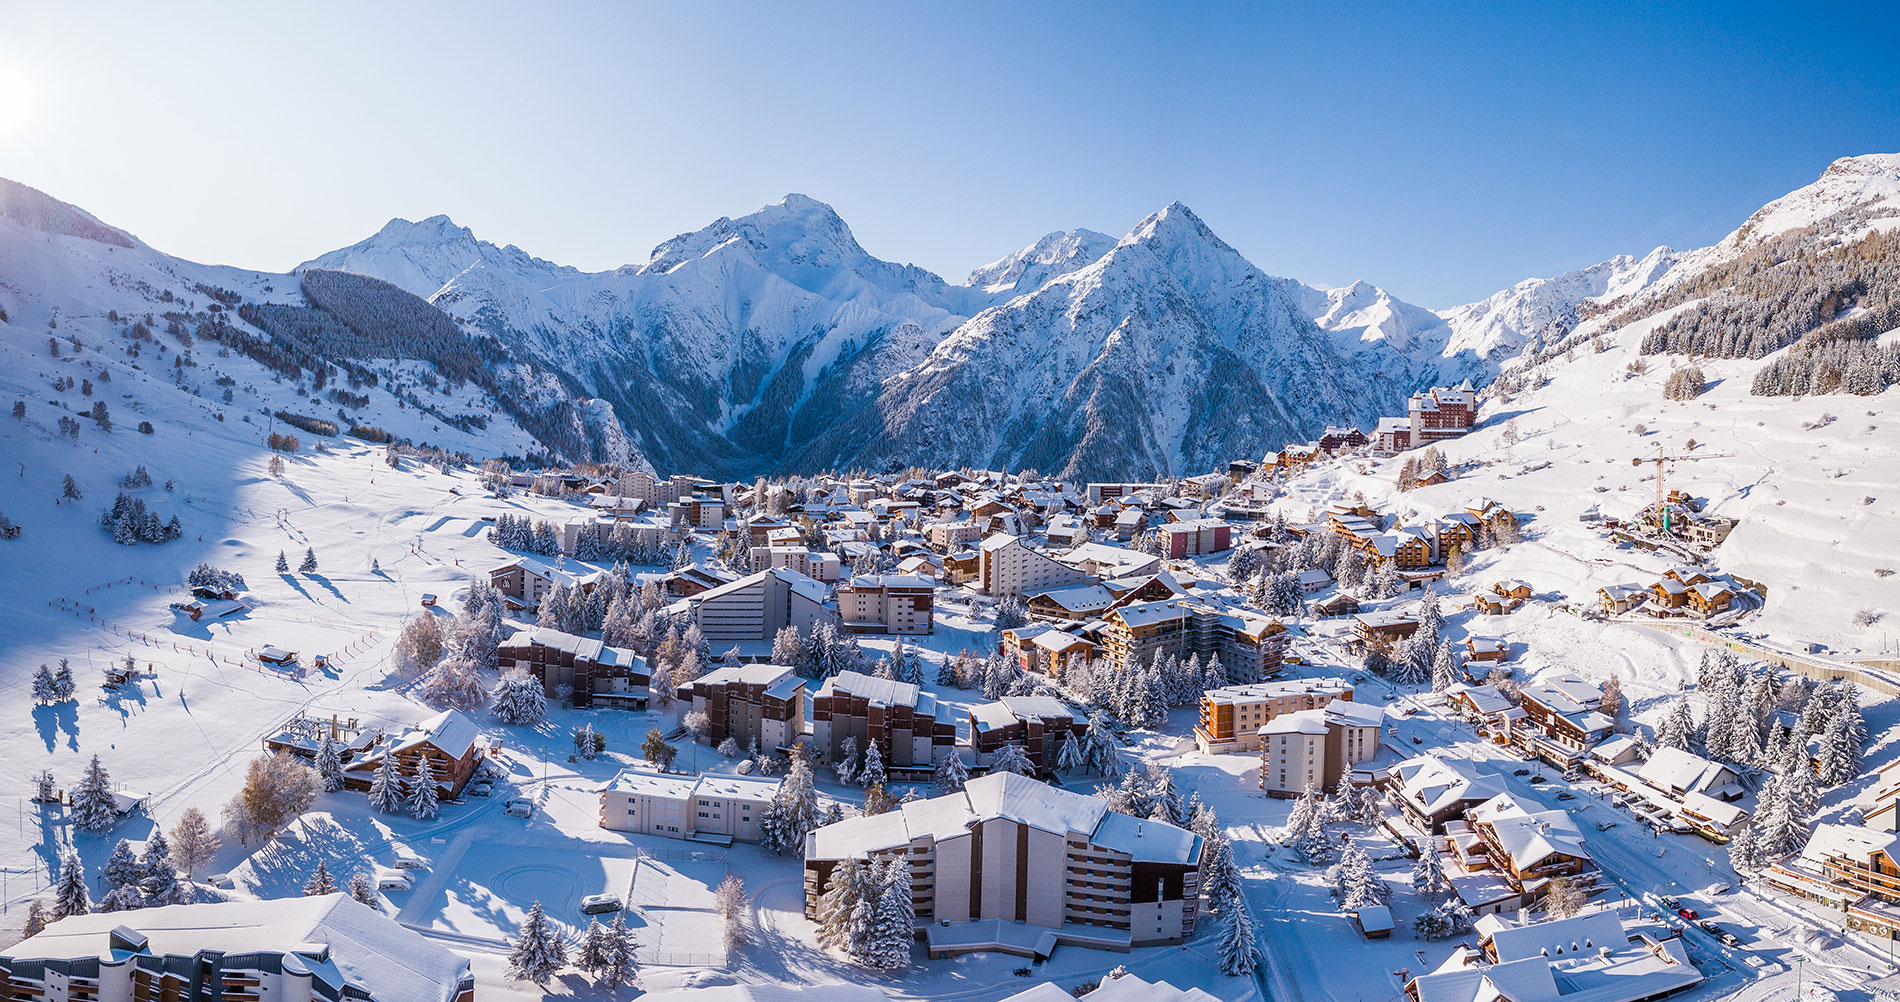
640,984,895,1002
1029,584,1117,613
382,709,478,761
1324,699,1386,729
1260,707,1329,736
1202,677,1351,707
816,670,923,709
1013,974,1218,1002
1798,822,1900,870
1469,794,1589,870
1636,747,1735,796
808,773,1198,866
1391,756,1505,815
1355,904,1394,932
690,663,801,690
1447,683,1515,716
6,895,468,1002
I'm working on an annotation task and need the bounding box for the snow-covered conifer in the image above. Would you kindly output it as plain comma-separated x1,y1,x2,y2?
53,851,89,918
409,754,440,820
303,860,337,896
1216,902,1260,975
934,752,970,795
491,669,547,724
299,548,317,573
987,742,1036,777
506,901,569,986
103,839,143,891
314,734,344,791
368,754,404,813
349,871,379,906
71,755,120,832
859,739,887,789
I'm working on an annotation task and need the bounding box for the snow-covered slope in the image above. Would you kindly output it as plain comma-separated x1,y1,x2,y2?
1436,249,1681,363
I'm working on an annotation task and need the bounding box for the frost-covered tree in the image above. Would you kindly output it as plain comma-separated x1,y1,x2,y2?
275,550,289,573
1727,822,1767,883
98,884,144,913
491,669,547,725
868,857,914,970
23,900,50,939
1655,700,1694,751
139,830,177,901
368,753,404,814
32,663,58,704
1414,898,1476,940
53,851,90,918
103,839,143,891
934,752,970,795
304,860,337,896
1431,642,1459,693
71,755,120,831
814,857,867,953
409,754,440,820
858,739,887,789
833,735,859,785
716,873,749,952
51,660,75,702
1412,843,1448,897
506,901,569,986
314,734,345,792
169,807,218,878
393,614,446,675
420,658,487,713
987,742,1036,777
298,548,318,573
1333,844,1386,911
1216,902,1260,976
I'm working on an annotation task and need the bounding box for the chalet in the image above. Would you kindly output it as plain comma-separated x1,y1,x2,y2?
812,670,958,772
1406,912,1703,1002
999,624,1056,673
1352,610,1420,647
1388,756,1506,833
1058,541,1161,580
1434,511,1480,553
1025,584,1118,622
1413,469,1450,488
257,646,297,666
662,563,738,598
1445,684,1517,730
1353,905,1394,940
1453,793,1594,902
1635,747,1742,801
1101,599,1286,682
1516,676,1613,756
1308,593,1358,620
968,696,1084,774
1597,583,1648,615
1026,629,1098,676
1465,637,1508,663
1362,528,1434,569
1766,823,1900,941
943,550,980,585
1177,473,1230,499
342,709,483,799
1295,568,1334,594
1463,498,1518,530
497,626,649,709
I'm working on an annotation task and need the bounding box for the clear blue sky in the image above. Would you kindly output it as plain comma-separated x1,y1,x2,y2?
2,1,1895,306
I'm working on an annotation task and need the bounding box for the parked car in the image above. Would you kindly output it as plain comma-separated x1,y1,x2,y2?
1660,895,1680,909
1513,768,1532,777
1718,930,1742,947
1556,791,1576,801
1676,906,1699,922
469,782,494,797
580,894,622,915
1595,821,1617,831
504,798,534,819
1528,775,1548,784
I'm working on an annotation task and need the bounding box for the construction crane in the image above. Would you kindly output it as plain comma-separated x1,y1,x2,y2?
1629,444,1732,532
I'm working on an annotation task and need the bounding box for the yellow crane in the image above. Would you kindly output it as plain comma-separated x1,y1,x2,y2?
1629,444,1731,531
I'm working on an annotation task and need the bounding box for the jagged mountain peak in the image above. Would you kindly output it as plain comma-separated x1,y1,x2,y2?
640,192,864,277
964,228,1117,297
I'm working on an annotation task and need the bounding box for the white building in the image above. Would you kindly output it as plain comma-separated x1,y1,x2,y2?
674,567,837,645
834,573,934,635
600,769,782,845
1258,699,1386,797
0,896,473,1002
1408,910,1702,1002
978,534,1093,598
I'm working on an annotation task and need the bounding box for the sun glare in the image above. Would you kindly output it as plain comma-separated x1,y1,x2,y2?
0,63,42,142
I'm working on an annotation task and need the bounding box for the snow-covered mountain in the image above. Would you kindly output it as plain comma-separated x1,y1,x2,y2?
9,152,1900,480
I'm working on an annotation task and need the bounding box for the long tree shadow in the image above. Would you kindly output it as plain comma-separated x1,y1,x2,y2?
280,572,315,603
32,701,81,751
307,574,350,604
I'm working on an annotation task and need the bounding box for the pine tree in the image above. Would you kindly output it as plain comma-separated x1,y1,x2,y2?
102,839,143,892
410,754,440,820
1217,902,1261,976
1431,642,1459,692
988,742,1036,777
596,910,638,990
304,860,337,896
1054,729,1087,774
859,740,887,789
53,851,89,918
98,884,145,913
506,901,569,986
815,858,866,952
576,917,616,976
1200,833,1241,907
1727,822,1767,883
349,871,379,907
314,734,344,792
275,550,289,573
1655,701,1694,751
32,664,57,704
139,831,177,901
834,736,859,785
368,754,404,813
933,752,970,795
491,669,548,724
299,548,317,573
1411,842,1448,896
72,755,120,831
1334,844,1385,910
51,660,74,702
869,857,914,970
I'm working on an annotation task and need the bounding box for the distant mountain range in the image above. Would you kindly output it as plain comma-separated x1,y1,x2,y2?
5,154,1899,478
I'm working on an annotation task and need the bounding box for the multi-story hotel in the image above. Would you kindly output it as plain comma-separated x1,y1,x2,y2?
834,573,935,635
1100,599,1286,684
1193,677,1353,754
811,670,957,771
1766,823,1900,942
803,773,1203,956
675,663,806,752
1258,699,1386,797
0,896,473,1002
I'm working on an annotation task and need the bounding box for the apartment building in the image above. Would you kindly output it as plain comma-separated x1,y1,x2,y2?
674,567,837,645
1100,599,1287,684
675,663,806,752
969,696,1085,774
811,670,957,771
600,768,782,844
1194,677,1354,754
0,896,473,1002
1766,823,1900,941
978,534,1093,598
803,773,1203,955
339,709,483,800
1388,756,1507,833
487,555,601,613
926,520,982,552
749,545,843,584
1159,518,1232,559
1408,382,1478,444
498,626,649,709
1258,699,1386,797
835,573,935,635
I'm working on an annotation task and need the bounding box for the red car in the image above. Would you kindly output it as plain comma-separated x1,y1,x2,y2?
1676,906,1699,922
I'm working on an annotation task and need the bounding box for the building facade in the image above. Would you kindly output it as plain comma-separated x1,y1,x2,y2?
811,670,957,770
1193,677,1353,754
835,574,935,635
676,663,806,752
600,769,782,844
498,626,648,709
